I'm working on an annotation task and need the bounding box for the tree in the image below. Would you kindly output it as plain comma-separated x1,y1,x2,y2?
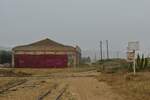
0,50,12,64
135,54,148,71
136,53,140,70
144,58,148,69
140,54,145,69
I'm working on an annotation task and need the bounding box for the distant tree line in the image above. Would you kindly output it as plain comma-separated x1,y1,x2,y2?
0,50,12,64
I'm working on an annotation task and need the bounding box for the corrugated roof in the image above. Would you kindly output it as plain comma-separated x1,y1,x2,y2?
13,38,76,51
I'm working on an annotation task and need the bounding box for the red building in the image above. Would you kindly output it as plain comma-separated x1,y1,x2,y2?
12,38,81,68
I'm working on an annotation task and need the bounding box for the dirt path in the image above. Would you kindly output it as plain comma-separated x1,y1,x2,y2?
66,77,123,100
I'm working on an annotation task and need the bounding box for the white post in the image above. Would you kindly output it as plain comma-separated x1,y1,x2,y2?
127,41,139,75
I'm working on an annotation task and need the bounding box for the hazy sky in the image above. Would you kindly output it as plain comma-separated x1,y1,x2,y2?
0,0,150,54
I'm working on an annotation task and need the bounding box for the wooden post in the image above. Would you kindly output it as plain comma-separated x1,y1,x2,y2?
100,41,103,61
106,40,109,59
12,51,15,68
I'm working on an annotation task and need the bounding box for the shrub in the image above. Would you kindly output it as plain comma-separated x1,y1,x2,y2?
128,54,149,72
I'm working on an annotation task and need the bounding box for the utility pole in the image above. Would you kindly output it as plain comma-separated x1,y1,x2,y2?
100,41,103,61
94,53,97,62
106,40,109,59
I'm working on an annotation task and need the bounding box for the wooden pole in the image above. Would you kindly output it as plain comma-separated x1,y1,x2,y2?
106,40,109,59
100,41,103,61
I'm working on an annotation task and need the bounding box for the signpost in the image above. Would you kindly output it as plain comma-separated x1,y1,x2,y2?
127,41,139,75
127,41,139,51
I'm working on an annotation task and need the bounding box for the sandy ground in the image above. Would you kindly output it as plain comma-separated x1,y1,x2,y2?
0,70,124,100
64,71,123,100
67,77,123,100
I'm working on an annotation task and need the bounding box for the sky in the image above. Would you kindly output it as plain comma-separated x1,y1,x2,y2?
0,0,150,57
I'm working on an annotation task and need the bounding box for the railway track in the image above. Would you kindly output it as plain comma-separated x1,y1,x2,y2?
0,77,58,100
38,82,68,100
55,84,68,100
0,79,27,94
38,83,58,100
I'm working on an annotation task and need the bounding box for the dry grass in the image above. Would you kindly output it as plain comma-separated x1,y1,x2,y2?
0,67,95,77
97,72,150,100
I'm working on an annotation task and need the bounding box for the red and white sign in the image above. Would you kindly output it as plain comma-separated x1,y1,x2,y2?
127,51,135,62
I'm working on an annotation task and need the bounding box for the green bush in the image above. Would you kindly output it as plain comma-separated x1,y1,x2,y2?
128,54,149,72
0,50,12,64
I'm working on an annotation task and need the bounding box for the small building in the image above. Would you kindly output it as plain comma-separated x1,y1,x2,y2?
12,38,81,68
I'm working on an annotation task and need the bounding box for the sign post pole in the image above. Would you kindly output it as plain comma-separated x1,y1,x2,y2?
127,41,139,75
133,50,136,75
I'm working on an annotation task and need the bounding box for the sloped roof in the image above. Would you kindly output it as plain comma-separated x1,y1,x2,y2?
13,38,76,51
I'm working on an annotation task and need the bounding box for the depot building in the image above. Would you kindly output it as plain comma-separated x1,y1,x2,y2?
12,38,81,68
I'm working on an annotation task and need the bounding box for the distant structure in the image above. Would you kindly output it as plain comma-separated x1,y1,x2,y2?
12,38,81,68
